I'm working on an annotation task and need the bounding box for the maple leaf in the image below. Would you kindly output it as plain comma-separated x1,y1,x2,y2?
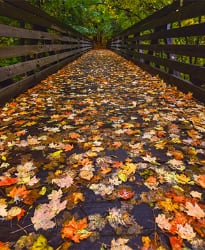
196,175,205,188
117,187,134,200
142,155,157,163
141,236,151,250
110,238,132,250
32,191,66,230
112,161,123,168
190,191,202,199
7,206,24,220
52,173,73,188
79,168,94,181
69,132,80,139
144,176,159,189
30,234,53,250
0,242,11,250
8,185,31,202
167,159,185,171
112,141,122,148
176,174,191,184
0,176,18,186
158,198,179,212
169,236,183,250
177,223,196,241
73,192,85,204
155,214,171,231
88,214,106,231
185,202,205,219
48,189,63,201
0,199,8,217
49,150,63,158
63,144,74,151
61,217,92,243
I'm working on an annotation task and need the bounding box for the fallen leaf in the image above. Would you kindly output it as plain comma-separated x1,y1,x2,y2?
169,236,183,250
185,202,205,219
117,187,134,200
0,176,18,187
61,217,92,243
0,242,11,250
196,175,205,188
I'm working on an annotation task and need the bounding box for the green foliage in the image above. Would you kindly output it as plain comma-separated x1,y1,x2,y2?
26,0,173,44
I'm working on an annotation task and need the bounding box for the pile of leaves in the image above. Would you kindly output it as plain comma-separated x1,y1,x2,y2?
0,50,205,249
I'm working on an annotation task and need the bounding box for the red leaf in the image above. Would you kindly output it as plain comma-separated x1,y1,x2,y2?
0,176,18,187
169,236,183,250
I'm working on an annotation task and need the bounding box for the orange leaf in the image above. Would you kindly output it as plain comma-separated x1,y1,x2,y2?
196,175,205,188
63,144,74,151
61,217,92,243
100,167,112,175
112,141,122,148
17,208,26,221
117,187,134,200
69,132,80,139
0,242,11,250
187,129,198,138
0,176,18,187
172,150,184,160
156,130,166,137
169,236,183,250
9,185,31,201
112,161,123,168
16,130,27,137
146,176,157,184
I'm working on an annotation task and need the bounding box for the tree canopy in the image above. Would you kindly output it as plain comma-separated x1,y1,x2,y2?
28,0,173,44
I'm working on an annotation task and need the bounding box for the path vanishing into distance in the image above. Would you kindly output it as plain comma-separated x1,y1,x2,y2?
0,50,205,250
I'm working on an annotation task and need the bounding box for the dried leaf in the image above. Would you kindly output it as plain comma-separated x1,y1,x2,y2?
0,176,18,186
61,217,92,243
185,202,205,219
169,236,183,250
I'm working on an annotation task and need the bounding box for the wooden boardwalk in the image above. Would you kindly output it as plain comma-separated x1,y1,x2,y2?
0,50,205,249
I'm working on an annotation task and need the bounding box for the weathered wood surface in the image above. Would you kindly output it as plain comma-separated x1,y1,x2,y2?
0,0,92,104
108,0,205,103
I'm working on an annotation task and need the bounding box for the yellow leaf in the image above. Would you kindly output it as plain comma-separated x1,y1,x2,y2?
73,192,85,204
158,198,178,212
50,150,63,158
142,236,151,249
39,186,47,195
171,138,181,144
176,174,190,184
118,172,127,182
7,206,22,217
1,156,6,161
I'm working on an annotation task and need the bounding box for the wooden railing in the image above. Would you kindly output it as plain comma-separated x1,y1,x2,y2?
108,0,205,103
0,0,92,105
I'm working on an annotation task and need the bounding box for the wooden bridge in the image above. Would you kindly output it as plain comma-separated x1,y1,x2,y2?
0,1,205,249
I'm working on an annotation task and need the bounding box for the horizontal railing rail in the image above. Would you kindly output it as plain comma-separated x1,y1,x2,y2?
0,0,92,105
108,0,205,103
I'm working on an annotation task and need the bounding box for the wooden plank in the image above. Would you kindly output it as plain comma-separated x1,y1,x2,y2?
127,2,205,36
0,1,59,32
0,44,82,59
113,44,205,58
136,60,205,103
139,23,205,41
0,24,80,42
0,52,88,106
5,0,85,37
110,48,205,103
0,48,89,82
117,1,180,37
110,47,205,81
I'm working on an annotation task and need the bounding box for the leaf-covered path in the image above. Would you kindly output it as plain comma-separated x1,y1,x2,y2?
0,50,205,250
